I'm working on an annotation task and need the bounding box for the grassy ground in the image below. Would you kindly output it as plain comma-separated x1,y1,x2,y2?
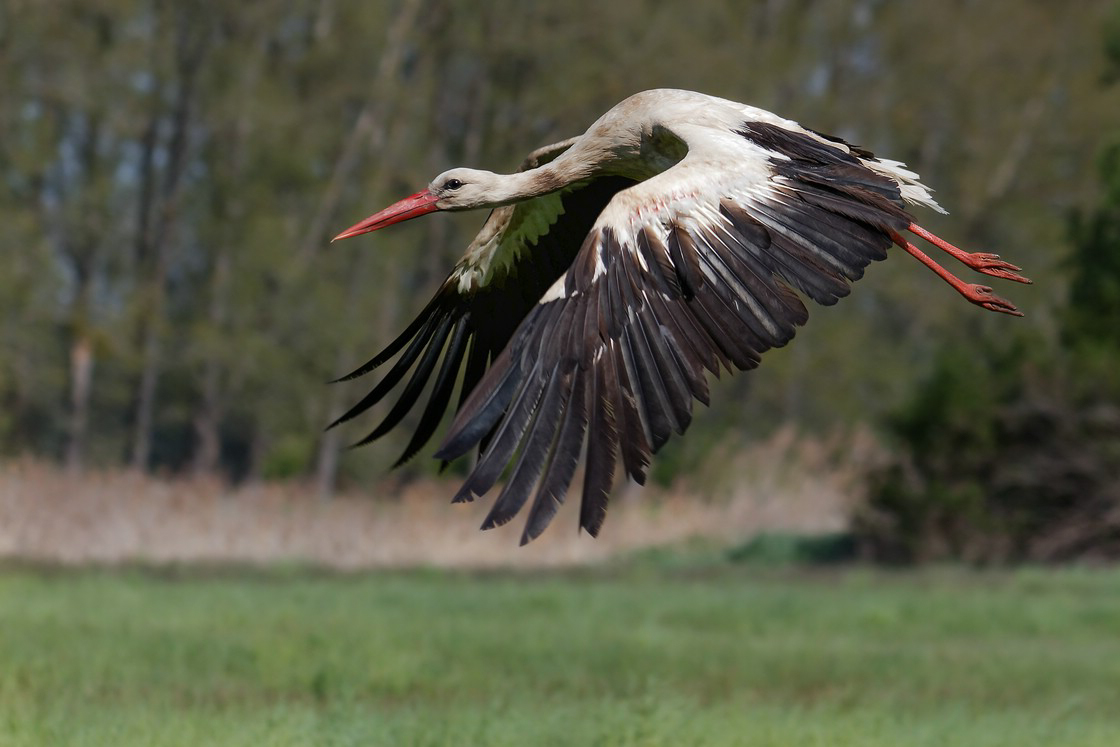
1,561,1118,746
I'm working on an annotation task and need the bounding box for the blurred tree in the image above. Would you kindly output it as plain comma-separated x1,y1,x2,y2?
4,2,138,470
127,3,213,470
1,0,1118,494
1067,142,1120,350
854,11,1120,562
305,0,423,497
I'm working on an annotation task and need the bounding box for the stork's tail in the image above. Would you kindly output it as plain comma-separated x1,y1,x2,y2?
866,158,948,215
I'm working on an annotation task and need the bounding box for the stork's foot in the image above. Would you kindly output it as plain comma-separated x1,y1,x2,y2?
960,283,1023,317
891,228,1028,317
907,223,1033,285
954,252,1033,284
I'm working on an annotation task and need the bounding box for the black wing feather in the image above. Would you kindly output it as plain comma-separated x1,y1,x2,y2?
580,359,618,537
327,311,446,429
522,364,588,544
331,297,442,383
394,316,471,466
350,312,455,447
334,176,637,461
449,356,542,503
480,362,569,530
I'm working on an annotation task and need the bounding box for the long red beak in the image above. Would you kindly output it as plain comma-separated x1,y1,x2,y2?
331,189,441,242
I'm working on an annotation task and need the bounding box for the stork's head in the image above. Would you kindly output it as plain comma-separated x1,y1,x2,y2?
332,168,500,242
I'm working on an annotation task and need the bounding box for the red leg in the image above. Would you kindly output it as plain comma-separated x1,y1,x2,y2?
890,230,1024,317
908,223,1032,284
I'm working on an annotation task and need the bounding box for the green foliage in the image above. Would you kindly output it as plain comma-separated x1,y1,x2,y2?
857,133,1120,563
1067,142,1120,349
727,531,857,565
854,13,1120,564
259,434,314,480
2,566,1120,745
856,338,1120,564
1104,4,1120,84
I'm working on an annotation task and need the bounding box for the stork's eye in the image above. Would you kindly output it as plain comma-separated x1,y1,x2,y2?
443,178,463,191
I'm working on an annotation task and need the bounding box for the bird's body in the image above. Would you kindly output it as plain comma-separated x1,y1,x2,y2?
331,89,1030,544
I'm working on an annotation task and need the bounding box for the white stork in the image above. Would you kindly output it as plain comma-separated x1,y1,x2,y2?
329,89,1030,544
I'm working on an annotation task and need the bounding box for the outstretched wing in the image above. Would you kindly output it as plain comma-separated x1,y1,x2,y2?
329,141,637,466
435,121,914,543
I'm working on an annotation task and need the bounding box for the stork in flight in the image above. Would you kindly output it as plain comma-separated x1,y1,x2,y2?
330,89,1030,545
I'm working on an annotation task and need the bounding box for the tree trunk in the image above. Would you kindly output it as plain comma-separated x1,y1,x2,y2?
190,246,230,476
314,398,343,498
65,334,94,474
310,0,423,498
191,389,222,475
128,11,209,470
298,0,423,260
47,111,104,475
129,310,163,470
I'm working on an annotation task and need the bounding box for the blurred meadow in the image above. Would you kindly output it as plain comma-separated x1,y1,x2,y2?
2,565,1120,746
3,0,1120,744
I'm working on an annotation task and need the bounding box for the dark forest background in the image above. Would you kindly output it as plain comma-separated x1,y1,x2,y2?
3,0,1119,560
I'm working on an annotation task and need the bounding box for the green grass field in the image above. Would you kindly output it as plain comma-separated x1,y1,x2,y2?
1,560,1119,746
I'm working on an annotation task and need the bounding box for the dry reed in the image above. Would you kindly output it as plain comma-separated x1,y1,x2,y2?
0,426,879,569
